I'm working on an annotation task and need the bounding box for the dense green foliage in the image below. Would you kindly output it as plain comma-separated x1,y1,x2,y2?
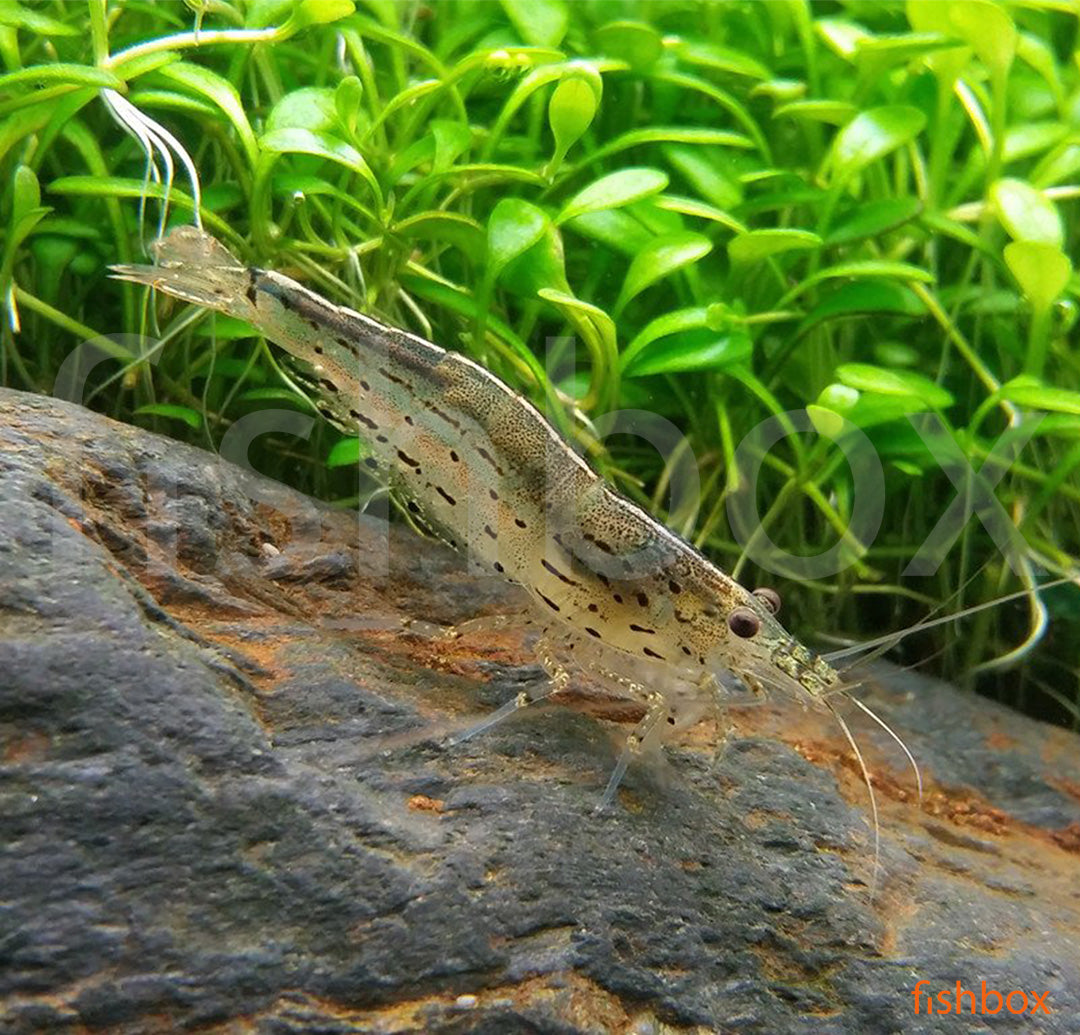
2,0,1079,723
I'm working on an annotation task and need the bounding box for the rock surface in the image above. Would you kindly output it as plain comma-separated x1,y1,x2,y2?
2,387,1079,1034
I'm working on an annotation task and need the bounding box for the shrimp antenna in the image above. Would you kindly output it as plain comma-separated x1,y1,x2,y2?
101,89,202,244
826,699,881,899
824,575,1076,668
848,696,923,804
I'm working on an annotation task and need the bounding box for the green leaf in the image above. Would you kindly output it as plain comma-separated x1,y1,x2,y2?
621,306,712,371
157,62,259,166
487,198,549,274
728,228,821,265
556,167,668,225
836,363,954,410
431,120,472,172
1001,376,1080,416
799,280,927,334
675,40,770,81
335,75,364,138
825,106,926,185
621,305,752,376
663,144,742,209
990,178,1063,246
655,194,746,235
129,89,219,119
266,87,340,135
854,32,960,69
946,0,1016,80
548,71,600,172
12,164,40,221
192,320,261,344
395,212,483,253
624,327,752,378
774,99,857,125
500,0,568,46
45,176,240,241
615,232,712,314
134,404,203,430
825,196,922,247
590,128,751,166
779,259,934,307
813,390,932,431
289,0,356,31
816,18,870,59
236,388,302,403
593,20,663,71
0,0,79,35
259,127,379,202
488,200,569,298
327,437,367,468
0,63,122,91
565,208,653,256
1004,241,1071,312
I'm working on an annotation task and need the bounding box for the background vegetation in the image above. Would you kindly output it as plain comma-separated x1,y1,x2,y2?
2,0,1078,725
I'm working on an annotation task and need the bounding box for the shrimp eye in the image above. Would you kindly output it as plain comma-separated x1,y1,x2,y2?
728,608,760,638
752,587,781,615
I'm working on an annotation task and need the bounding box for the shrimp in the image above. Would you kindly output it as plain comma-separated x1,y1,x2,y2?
112,226,915,885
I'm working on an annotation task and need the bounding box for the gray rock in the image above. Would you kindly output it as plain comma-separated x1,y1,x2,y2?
1,388,1078,1033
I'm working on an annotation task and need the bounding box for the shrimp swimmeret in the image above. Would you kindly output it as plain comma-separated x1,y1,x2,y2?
112,225,919,882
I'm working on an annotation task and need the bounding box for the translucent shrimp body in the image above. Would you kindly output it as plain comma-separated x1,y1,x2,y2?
112,227,845,778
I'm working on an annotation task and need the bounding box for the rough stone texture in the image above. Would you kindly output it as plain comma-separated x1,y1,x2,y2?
2,387,1079,1034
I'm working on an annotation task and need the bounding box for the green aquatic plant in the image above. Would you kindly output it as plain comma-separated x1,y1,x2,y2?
1,0,1078,724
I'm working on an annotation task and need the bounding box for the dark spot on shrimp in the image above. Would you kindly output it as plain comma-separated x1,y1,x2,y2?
643,647,664,660
541,558,577,586
493,561,505,573
428,402,461,430
489,488,499,501
318,378,338,394
363,457,379,470
360,379,371,391
613,593,623,604
587,603,599,614
636,591,649,607
514,517,527,529
681,645,693,656
404,414,414,426
449,450,459,462
246,268,258,305
585,627,601,639
350,410,378,431
378,366,412,389
397,449,421,468
629,623,655,635
583,532,614,554
435,486,456,506
407,500,421,514
668,579,682,594
539,592,561,613
483,524,497,540
476,446,504,475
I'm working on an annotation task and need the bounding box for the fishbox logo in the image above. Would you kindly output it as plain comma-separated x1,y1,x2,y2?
911,980,1051,1016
